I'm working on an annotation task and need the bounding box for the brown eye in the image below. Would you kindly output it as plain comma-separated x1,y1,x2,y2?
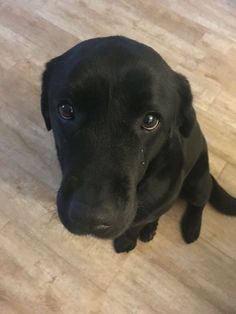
141,112,160,131
58,103,74,120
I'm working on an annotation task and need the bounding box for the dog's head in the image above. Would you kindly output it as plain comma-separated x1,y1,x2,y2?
41,36,195,238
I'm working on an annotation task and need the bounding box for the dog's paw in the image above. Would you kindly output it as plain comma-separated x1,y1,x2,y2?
139,221,158,242
181,209,202,244
113,235,137,253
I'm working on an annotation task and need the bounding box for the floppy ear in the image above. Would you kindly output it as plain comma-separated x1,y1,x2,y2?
176,73,196,137
41,62,52,131
41,59,57,131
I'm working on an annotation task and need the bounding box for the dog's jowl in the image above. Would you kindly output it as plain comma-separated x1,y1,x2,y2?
41,36,236,253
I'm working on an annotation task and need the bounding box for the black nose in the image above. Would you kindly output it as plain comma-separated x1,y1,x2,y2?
67,200,116,234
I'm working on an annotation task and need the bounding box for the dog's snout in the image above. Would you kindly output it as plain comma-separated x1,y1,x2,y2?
67,200,116,235
69,206,113,228
57,174,134,239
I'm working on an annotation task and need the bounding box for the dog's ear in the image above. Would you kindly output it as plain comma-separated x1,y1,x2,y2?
176,73,196,137
41,58,58,131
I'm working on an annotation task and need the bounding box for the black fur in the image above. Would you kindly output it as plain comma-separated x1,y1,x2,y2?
41,36,236,253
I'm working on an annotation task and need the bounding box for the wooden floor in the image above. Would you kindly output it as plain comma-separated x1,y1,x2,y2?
0,0,236,313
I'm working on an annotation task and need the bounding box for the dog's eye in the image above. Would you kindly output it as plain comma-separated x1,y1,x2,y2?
58,103,74,120
141,113,160,131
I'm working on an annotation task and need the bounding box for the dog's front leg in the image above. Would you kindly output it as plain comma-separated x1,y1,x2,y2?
113,219,159,253
113,225,144,253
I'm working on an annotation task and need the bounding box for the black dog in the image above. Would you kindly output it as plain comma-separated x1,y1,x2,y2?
41,36,236,253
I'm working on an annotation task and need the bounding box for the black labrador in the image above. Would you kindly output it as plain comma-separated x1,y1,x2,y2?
41,36,236,253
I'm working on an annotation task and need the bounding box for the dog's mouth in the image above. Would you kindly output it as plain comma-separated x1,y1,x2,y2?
56,173,139,239
58,217,132,240
57,194,136,240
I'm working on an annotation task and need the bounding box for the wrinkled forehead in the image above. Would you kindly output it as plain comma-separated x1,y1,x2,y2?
60,59,163,119
50,38,176,121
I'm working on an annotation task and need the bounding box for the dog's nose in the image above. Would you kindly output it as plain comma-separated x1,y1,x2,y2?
69,210,112,229
68,201,115,233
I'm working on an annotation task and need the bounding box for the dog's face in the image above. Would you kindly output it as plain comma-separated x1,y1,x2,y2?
41,36,194,239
